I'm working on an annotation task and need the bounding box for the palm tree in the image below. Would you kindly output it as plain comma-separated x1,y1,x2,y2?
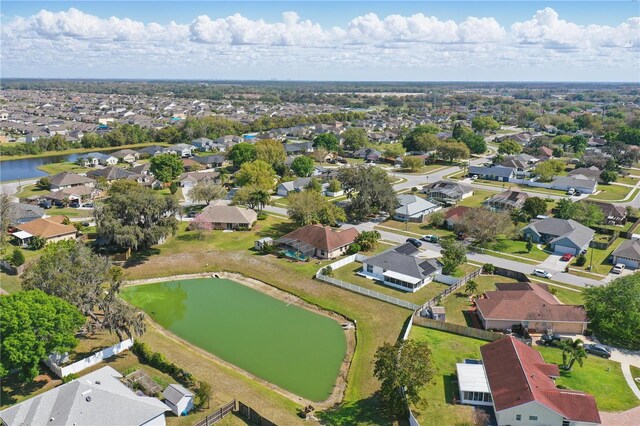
248,188,271,212
465,280,478,296
559,339,587,371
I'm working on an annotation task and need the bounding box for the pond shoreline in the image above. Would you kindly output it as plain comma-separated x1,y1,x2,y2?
0,142,168,162
125,271,356,409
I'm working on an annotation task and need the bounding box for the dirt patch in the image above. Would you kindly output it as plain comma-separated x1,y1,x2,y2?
125,272,356,409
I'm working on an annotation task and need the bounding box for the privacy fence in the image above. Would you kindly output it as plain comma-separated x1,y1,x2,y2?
45,338,134,378
412,316,504,342
192,400,236,426
237,401,278,426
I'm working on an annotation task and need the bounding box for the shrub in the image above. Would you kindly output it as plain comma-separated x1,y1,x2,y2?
132,341,195,387
320,266,333,277
36,177,51,190
28,236,46,250
575,254,587,266
257,212,267,220
169,181,178,195
482,263,495,274
62,373,79,384
260,243,275,254
347,243,361,255
9,248,25,267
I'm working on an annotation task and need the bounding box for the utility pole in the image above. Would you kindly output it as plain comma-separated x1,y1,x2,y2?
589,245,594,271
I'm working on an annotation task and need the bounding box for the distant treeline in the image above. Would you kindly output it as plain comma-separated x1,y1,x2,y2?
0,111,365,157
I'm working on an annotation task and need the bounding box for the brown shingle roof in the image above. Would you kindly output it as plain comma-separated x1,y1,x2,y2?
476,283,587,323
17,216,76,239
280,224,358,252
49,172,95,187
481,337,600,424
443,205,471,220
197,200,257,225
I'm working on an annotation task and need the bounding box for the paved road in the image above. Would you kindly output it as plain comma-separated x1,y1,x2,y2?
0,179,37,196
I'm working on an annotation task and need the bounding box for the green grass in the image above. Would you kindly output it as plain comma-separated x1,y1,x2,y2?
534,345,640,412
589,184,635,201
631,365,640,392
16,184,48,199
375,219,455,238
37,162,94,175
0,272,22,294
123,278,347,402
331,262,449,306
546,283,585,305
617,176,638,186
475,180,569,197
485,236,549,262
450,263,480,278
0,142,169,161
408,327,487,425
574,238,624,275
457,190,495,208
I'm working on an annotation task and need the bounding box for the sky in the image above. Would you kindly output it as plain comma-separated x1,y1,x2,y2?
1,1,639,82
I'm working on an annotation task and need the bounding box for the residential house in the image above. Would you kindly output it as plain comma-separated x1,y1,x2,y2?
538,146,554,160
612,238,640,270
483,190,529,212
43,186,99,204
360,243,442,292
478,337,600,426
131,163,151,175
497,154,539,177
49,172,96,191
550,175,598,194
443,206,472,229
167,143,196,157
195,155,228,168
353,148,382,162
178,171,220,188
191,137,214,151
568,166,603,183
88,166,137,182
111,148,140,164
284,141,314,155
162,384,194,417
422,180,473,205
138,145,168,156
581,201,627,225
468,165,517,182
9,202,45,224
78,152,119,167
13,216,77,246
476,282,589,333
521,218,595,255
0,366,170,426
276,224,358,259
181,158,203,172
394,194,440,222
276,178,312,197
194,200,257,230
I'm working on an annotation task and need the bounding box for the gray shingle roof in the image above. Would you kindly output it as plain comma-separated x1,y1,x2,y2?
612,239,640,261
365,244,442,280
469,165,516,178
523,218,595,249
395,194,437,216
162,384,194,405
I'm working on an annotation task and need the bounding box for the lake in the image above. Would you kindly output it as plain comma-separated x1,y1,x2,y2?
0,153,86,182
122,278,347,401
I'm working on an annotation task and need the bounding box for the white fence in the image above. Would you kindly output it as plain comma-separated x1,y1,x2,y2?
45,338,134,378
321,253,368,271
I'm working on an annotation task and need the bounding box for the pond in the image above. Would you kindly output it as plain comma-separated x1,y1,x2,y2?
0,152,94,182
122,278,347,401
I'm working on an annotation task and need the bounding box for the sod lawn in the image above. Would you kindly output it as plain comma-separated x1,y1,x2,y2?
631,366,640,392
484,236,550,262
589,184,635,202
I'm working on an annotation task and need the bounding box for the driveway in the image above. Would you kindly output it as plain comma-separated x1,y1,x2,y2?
536,254,567,273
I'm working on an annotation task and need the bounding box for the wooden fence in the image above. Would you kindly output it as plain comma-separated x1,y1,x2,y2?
237,401,278,426
192,400,236,426
621,217,640,239
492,266,530,283
423,268,481,309
412,316,504,342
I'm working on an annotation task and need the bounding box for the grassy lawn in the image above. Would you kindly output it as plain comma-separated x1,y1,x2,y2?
589,184,635,201
0,142,169,161
546,282,585,305
534,345,640,412
474,180,569,197
408,327,487,425
617,176,638,186
37,162,94,175
457,190,494,208
573,238,624,275
376,219,455,238
631,365,640,392
450,263,481,278
121,216,413,424
484,236,549,262
0,272,22,294
16,184,48,199
331,262,449,306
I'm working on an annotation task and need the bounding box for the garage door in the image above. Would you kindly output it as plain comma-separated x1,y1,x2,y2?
554,245,578,255
615,257,639,269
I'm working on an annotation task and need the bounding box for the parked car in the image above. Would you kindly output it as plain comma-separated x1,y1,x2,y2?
507,323,533,346
574,190,582,196
533,269,552,279
566,188,575,195
584,343,611,358
421,234,439,243
541,332,562,346
561,253,574,262
612,263,626,274
188,210,198,218
38,200,52,209
456,232,467,241
406,238,422,248
82,202,94,208
69,200,81,208
470,175,478,180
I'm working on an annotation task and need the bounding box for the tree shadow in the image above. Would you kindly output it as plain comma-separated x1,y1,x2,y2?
0,370,59,407
255,221,297,239
317,393,405,426
443,373,459,404
463,310,479,328
124,248,161,267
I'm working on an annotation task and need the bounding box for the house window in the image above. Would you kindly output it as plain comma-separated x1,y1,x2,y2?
529,416,538,421
562,421,570,426
515,415,521,421
366,264,373,273
320,250,325,256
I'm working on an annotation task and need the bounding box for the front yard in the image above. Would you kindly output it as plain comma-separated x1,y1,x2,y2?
589,184,635,201
573,237,625,275
483,236,549,262
375,218,455,238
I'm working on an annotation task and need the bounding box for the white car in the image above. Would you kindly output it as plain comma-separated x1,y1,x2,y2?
612,263,626,274
533,269,552,279
566,188,575,195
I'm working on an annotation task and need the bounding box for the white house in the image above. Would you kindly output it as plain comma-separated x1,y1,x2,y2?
394,194,440,222
162,384,194,417
360,243,442,292
611,238,640,269
168,144,197,157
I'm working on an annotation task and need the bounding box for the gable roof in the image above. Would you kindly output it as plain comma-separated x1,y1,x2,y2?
476,283,588,323
552,175,598,191
11,203,45,221
49,172,95,187
469,165,516,178
522,218,595,248
569,166,603,182
484,190,529,208
16,216,76,239
162,384,194,405
581,200,627,220
88,166,137,181
613,238,640,261
278,177,311,192
365,243,442,280
197,200,257,225
481,337,600,424
396,194,437,216
444,206,472,221
0,366,169,426
423,180,473,198
278,224,358,252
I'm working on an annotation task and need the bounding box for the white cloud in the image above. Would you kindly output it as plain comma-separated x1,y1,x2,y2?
1,7,638,80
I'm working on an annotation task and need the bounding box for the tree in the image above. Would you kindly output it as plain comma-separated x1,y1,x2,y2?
347,243,361,254
402,156,424,172
338,165,398,221
355,230,381,251
287,191,346,226
558,339,587,371
342,128,369,151
455,209,513,245
150,153,184,183
383,143,406,159
600,170,618,184
235,160,276,191
498,139,522,155
460,133,487,155
228,142,256,167
584,275,640,349
327,179,342,193
465,280,478,295
402,125,440,152
305,177,323,193
373,339,434,417
9,248,25,267
570,135,588,154
169,181,178,195
28,236,46,250
522,197,548,219
440,238,467,275
254,139,286,168
189,215,212,240
95,185,179,251
35,177,51,190
0,290,85,380
436,141,470,163
290,156,315,177
189,181,226,205
526,238,533,253
552,146,564,157
313,133,340,152
0,193,15,250
22,241,146,342
232,185,271,212
452,122,471,140
555,198,575,219
471,116,500,134
534,159,565,182
429,211,445,227
575,253,587,266
572,203,605,227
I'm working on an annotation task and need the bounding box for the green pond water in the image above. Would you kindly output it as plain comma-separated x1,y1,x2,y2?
122,278,347,401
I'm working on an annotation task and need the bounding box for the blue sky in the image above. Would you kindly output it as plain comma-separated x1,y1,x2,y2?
2,1,639,81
